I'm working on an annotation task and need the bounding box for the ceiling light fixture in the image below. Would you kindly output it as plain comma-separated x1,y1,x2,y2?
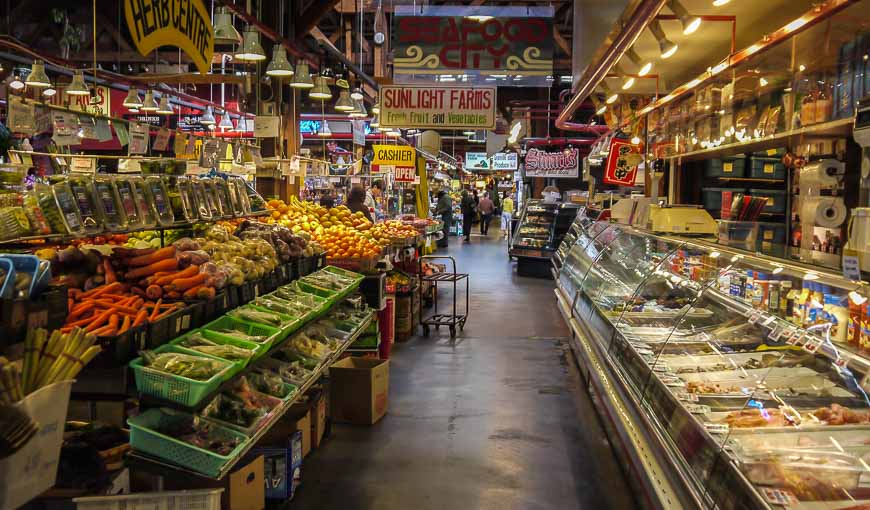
290,62,313,88
370,114,380,128
309,76,332,100
335,89,354,112
625,48,652,77
200,106,216,125
371,102,380,114
649,20,678,59
712,0,730,5
141,90,159,111
66,70,90,96
9,73,24,90
668,0,701,35
601,83,619,104
157,95,174,115
235,26,266,61
25,60,50,88
123,87,143,108
266,46,294,76
349,98,367,118
317,120,332,137
213,6,242,45
219,112,234,130
43,85,57,97
350,87,364,101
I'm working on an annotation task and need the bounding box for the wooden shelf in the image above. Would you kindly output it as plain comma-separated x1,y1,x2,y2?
667,118,853,163
717,177,784,183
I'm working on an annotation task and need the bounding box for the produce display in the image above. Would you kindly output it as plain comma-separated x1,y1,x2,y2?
229,308,287,328
137,408,241,456
201,378,279,432
177,333,255,362
248,369,294,399
140,349,230,381
3,327,102,396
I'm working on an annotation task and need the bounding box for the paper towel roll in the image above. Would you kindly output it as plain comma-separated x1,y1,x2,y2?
800,159,843,189
801,196,846,228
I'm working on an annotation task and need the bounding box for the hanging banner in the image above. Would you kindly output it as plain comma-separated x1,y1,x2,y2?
52,112,80,147
128,122,149,154
603,139,642,186
465,152,518,171
379,85,496,129
523,148,580,178
95,119,113,142
254,116,280,138
153,128,171,151
46,85,111,116
372,144,417,166
393,5,554,87
7,96,36,134
352,120,366,146
174,132,188,156
123,0,214,75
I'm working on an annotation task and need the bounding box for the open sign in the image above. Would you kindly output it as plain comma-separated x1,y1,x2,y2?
394,166,416,182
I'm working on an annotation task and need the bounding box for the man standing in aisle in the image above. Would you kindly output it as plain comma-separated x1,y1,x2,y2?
478,192,495,236
501,191,514,239
460,190,476,243
434,190,452,248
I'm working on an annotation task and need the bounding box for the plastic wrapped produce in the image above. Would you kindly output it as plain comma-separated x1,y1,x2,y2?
129,176,157,228
177,249,210,268
67,175,104,234
113,176,144,229
21,190,51,236
140,350,229,380
92,175,127,231
190,179,212,220
0,207,30,240
145,176,176,225
164,176,193,223
202,178,225,218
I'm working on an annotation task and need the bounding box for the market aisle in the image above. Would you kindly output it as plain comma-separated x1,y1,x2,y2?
293,230,635,510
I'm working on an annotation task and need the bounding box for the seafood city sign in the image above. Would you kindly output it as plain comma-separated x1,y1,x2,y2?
524,148,580,178
392,5,554,86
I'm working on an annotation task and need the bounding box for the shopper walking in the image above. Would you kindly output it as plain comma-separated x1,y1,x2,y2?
434,190,453,248
501,191,514,239
478,192,495,236
460,190,476,243
347,185,374,223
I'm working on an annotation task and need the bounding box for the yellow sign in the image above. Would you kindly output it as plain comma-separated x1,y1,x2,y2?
372,145,416,166
124,0,214,75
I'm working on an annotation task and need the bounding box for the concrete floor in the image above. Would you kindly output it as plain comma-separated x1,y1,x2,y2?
292,230,636,510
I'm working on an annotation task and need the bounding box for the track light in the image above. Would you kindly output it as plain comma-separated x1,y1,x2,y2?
66,70,90,96
213,6,242,45
668,0,701,35
25,60,50,87
219,113,234,130
625,48,652,77
649,20,678,59
157,95,174,115
309,76,332,100
235,26,266,61
712,0,730,5
123,87,143,108
601,83,618,104
141,90,158,111
266,46,294,76
290,62,313,88
613,64,634,90
201,106,216,125
317,120,331,137
335,89,354,112
596,104,607,115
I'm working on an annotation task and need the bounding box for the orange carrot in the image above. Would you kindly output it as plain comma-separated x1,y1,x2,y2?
108,313,120,329
154,307,178,320
182,284,205,299
169,273,207,292
197,286,216,300
85,309,113,332
154,265,198,286
127,246,176,267
118,315,131,334
165,291,182,300
93,300,139,315
70,301,95,318
103,258,117,284
133,309,149,327
125,258,178,280
80,282,122,300
150,299,163,321
92,325,117,337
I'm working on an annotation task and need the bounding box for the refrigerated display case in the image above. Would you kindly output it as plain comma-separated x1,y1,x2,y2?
553,206,600,274
510,200,580,277
555,222,870,509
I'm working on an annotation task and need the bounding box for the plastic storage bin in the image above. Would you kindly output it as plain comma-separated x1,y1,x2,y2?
717,221,759,251
748,188,787,214
129,345,235,407
171,327,267,364
757,222,787,256
701,188,745,217
74,489,224,510
748,157,786,179
2,253,51,298
128,408,248,477
704,157,746,177
202,315,281,349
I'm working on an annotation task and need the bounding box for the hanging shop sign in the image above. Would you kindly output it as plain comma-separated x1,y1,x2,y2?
603,139,642,186
392,5,553,87
124,0,214,75
379,85,496,129
393,165,417,183
45,85,111,116
372,144,417,166
523,148,580,178
465,152,518,171
254,116,280,138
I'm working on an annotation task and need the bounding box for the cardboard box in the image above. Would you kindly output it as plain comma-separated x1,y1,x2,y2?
262,404,311,458
329,357,390,425
254,431,302,500
161,455,264,510
310,389,328,448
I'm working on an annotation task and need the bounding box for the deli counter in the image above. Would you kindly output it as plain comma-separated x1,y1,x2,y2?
554,220,870,509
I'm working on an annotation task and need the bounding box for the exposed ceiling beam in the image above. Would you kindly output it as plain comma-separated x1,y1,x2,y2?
553,28,572,57
128,73,246,85
310,27,379,92
295,0,342,43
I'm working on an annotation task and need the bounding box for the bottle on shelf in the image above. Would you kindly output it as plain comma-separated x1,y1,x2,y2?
824,293,849,344
814,82,833,124
800,88,817,127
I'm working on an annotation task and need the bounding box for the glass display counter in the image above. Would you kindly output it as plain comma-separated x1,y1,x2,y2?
555,221,870,509
510,199,580,277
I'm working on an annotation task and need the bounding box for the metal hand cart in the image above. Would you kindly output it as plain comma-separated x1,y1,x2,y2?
418,255,469,338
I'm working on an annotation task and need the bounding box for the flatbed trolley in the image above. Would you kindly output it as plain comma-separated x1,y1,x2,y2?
418,255,469,338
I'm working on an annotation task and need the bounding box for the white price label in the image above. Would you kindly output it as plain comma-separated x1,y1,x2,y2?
761,315,776,326
803,337,822,353
747,311,761,324
674,391,699,402
843,249,862,281
767,326,783,342
786,332,804,346
704,423,730,435
685,404,711,415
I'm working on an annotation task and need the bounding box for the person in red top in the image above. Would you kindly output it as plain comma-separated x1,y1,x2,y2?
478,192,495,236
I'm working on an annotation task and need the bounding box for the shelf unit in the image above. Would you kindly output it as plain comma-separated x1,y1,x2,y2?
128,309,373,480
666,119,852,163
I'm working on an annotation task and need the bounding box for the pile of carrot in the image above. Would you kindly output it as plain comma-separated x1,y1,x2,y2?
112,246,216,302
62,282,184,337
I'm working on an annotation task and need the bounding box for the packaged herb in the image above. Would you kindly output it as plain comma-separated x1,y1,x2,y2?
0,206,31,240
190,179,212,220
93,175,127,231
201,178,224,218
21,190,51,235
145,175,176,225
113,176,143,229
129,176,157,228
50,180,86,235
34,183,68,234
67,175,103,234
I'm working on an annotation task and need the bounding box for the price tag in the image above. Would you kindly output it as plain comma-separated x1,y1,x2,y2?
767,326,783,342
843,248,862,281
685,404,711,415
674,391,699,402
704,423,729,435
763,163,775,174
723,162,733,173
747,311,761,324
834,356,850,369
761,488,798,506
180,314,191,330
652,363,670,373
761,315,776,327
254,284,260,298
803,337,822,353
659,375,686,388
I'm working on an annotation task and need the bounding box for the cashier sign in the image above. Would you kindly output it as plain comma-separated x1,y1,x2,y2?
372,145,417,182
124,0,214,75
604,138,642,186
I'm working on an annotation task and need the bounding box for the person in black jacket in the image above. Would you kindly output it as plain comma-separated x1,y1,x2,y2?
347,184,374,223
460,190,476,243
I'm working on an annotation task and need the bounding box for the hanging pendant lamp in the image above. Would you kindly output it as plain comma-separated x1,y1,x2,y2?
66,70,90,96
157,95,174,115
123,87,143,108
290,63,313,88
350,87,364,101
317,120,332,137
349,99,367,118
141,90,159,111
213,6,242,45
25,60,50,88
309,76,332,100
219,113,234,130
200,106,216,125
266,46,294,76
235,26,266,61
335,90,354,112
370,114,380,128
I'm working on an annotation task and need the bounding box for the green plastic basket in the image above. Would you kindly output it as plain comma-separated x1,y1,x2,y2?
170,328,265,367
130,346,234,408
295,279,338,301
322,265,365,288
202,315,281,350
243,304,303,338
128,408,249,477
